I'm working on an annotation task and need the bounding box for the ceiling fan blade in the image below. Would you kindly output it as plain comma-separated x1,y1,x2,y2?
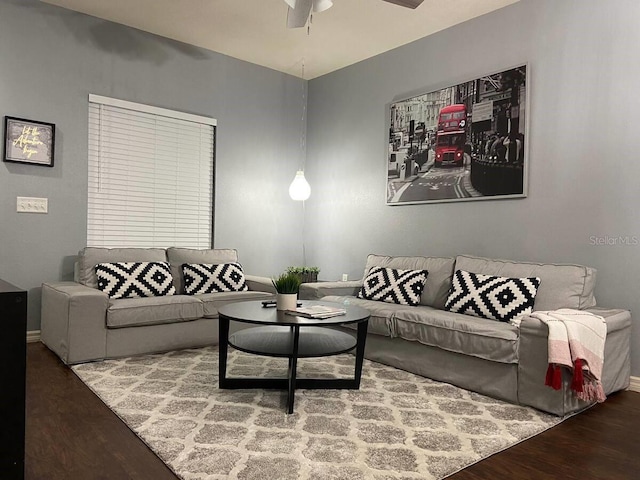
287,0,313,28
382,0,425,9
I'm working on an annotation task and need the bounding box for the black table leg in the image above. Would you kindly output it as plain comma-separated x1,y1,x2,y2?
287,326,301,414
354,319,369,388
219,316,230,388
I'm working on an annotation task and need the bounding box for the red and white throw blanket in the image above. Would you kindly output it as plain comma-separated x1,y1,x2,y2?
529,309,607,402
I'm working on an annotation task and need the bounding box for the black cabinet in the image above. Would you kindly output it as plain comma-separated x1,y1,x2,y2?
0,279,27,480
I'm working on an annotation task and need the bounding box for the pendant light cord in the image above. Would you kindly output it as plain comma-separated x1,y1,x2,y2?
301,59,307,267
301,60,306,170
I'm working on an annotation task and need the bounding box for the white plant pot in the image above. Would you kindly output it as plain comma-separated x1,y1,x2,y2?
276,293,298,311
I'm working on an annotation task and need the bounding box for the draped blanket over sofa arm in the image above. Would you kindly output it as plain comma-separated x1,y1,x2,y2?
517,308,631,415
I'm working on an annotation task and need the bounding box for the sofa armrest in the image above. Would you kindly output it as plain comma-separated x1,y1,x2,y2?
517,315,583,415
245,275,277,294
517,308,631,415
519,308,631,337
299,280,363,300
41,281,109,364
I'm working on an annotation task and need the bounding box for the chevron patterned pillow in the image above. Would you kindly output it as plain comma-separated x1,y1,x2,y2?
444,270,541,322
95,262,176,299
357,266,429,306
182,263,249,295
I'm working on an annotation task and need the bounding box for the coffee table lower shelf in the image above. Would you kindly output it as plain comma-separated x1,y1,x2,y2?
229,326,357,357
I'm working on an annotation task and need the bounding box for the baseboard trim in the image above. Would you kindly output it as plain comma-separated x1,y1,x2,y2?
629,376,640,392
27,330,41,343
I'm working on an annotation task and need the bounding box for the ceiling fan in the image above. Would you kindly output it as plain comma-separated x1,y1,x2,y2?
285,0,424,28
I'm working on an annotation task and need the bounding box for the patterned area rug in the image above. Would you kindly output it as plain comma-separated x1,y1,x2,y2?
72,347,562,480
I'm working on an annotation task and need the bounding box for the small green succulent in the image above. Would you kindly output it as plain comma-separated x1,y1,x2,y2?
272,272,302,294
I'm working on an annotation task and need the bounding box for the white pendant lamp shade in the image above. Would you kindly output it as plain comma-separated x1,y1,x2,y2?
289,170,311,201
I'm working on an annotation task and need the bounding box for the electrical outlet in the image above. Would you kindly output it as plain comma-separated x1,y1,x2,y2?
342,273,349,282
17,196,48,213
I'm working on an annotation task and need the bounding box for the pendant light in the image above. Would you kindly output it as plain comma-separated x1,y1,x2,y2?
289,170,311,200
289,60,310,201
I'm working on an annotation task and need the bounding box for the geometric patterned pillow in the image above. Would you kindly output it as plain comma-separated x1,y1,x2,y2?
182,263,249,295
95,262,176,299
357,266,429,306
444,270,541,322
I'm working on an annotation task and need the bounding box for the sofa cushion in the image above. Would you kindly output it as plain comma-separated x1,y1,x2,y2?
167,248,239,294
322,295,417,337
444,270,540,323
183,263,249,295
95,262,176,299
454,255,596,311
79,247,167,289
106,295,203,328
357,266,428,306
198,291,274,318
363,254,455,309
393,306,520,364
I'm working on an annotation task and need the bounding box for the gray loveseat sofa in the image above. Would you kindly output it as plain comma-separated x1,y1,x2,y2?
299,254,631,416
41,247,275,364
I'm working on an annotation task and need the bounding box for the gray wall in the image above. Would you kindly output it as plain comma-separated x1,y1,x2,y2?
306,0,640,375
0,0,306,330
2,0,638,377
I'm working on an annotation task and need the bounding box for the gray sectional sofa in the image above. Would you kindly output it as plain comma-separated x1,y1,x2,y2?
41,247,275,364
299,254,631,416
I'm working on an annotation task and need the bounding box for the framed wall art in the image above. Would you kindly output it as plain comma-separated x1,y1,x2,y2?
387,64,528,205
4,116,55,167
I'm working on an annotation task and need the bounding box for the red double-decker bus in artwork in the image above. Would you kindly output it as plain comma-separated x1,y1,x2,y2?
434,104,467,167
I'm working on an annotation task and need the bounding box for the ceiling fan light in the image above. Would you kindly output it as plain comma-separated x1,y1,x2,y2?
312,0,333,13
286,0,313,28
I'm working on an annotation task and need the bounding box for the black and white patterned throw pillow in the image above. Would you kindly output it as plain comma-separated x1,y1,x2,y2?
357,266,428,306
444,270,541,322
95,262,176,299
182,263,249,295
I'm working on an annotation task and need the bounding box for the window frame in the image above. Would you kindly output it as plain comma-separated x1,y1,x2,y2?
87,94,216,249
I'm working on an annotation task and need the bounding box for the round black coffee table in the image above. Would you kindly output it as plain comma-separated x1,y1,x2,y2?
218,300,370,414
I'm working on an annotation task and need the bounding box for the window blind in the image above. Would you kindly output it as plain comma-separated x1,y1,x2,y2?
87,95,215,248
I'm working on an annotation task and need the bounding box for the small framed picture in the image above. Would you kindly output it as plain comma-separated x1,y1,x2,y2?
4,116,55,167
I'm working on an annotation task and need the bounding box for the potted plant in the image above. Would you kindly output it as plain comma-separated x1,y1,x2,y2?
272,272,302,310
286,266,320,283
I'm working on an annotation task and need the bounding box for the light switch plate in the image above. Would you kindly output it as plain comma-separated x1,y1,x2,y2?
17,196,48,213
342,273,349,282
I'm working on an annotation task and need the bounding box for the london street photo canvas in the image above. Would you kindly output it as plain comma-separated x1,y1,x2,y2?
387,65,528,205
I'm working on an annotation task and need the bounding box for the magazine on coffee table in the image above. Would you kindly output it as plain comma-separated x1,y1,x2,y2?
285,305,347,319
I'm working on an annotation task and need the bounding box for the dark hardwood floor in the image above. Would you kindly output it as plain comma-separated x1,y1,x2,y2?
26,343,177,480
26,342,640,480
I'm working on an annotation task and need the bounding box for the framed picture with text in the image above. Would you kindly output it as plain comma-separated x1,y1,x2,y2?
4,116,55,167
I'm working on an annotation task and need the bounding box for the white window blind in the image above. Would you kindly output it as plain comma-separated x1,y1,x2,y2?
87,95,215,248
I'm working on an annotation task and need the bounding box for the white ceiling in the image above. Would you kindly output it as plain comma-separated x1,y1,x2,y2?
41,0,518,79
